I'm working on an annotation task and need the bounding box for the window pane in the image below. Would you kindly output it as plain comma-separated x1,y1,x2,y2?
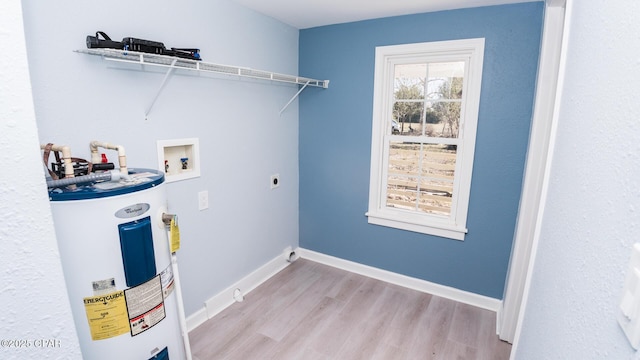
394,64,425,137
394,64,426,100
419,144,456,216
417,181,452,216
392,101,423,136
387,141,419,211
426,101,461,138
387,175,418,211
421,144,457,182
426,62,464,100
388,141,420,176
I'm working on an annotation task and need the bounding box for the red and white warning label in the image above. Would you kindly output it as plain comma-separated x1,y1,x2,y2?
124,275,165,336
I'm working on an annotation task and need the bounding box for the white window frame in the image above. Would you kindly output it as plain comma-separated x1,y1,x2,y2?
366,38,485,241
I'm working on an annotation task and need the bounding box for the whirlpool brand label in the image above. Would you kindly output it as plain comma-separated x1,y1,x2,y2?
115,203,150,218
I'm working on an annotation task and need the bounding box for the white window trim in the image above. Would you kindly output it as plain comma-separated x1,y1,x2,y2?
366,38,485,241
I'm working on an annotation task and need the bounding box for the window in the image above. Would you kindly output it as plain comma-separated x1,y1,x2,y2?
367,39,485,240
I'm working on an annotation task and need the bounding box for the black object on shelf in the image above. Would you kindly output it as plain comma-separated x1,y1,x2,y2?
86,31,201,61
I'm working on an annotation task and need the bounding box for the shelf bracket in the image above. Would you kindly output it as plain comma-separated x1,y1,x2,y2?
280,80,311,115
145,58,178,120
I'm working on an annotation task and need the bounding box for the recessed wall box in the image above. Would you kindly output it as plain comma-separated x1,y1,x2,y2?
157,138,200,183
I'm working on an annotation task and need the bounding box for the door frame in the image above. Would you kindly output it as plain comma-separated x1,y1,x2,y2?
498,0,570,343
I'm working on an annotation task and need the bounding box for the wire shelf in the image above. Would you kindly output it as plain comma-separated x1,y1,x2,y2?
75,48,329,88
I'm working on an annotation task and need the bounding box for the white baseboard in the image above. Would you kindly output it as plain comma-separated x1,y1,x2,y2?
496,301,503,335
186,307,208,332
187,247,502,333
186,249,292,332
298,248,502,313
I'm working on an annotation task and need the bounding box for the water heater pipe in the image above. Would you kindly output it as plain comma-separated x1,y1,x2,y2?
46,170,126,189
170,252,193,360
40,143,75,179
161,213,192,359
90,141,128,176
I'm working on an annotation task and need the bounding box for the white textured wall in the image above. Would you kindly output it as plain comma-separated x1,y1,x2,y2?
0,1,82,359
21,0,300,318
514,1,640,358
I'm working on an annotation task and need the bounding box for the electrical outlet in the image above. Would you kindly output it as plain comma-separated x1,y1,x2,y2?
271,174,280,189
198,191,209,210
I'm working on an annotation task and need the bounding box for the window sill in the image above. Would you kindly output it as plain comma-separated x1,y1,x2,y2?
365,211,467,241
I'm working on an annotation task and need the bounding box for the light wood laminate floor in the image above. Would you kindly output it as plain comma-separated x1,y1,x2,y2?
189,259,511,360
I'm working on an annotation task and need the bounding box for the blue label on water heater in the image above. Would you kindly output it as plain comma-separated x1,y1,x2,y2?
119,216,157,288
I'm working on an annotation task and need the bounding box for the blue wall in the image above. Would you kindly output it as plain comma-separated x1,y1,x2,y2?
299,2,543,299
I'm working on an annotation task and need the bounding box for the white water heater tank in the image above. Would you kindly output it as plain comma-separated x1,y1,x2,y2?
49,169,185,360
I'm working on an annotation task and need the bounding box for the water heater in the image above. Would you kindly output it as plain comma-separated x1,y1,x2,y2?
49,168,186,360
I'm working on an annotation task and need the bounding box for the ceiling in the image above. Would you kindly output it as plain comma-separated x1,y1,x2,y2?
231,0,539,29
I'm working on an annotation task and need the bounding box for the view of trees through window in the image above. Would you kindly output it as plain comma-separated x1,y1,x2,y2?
386,62,464,216
392,62,464,137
